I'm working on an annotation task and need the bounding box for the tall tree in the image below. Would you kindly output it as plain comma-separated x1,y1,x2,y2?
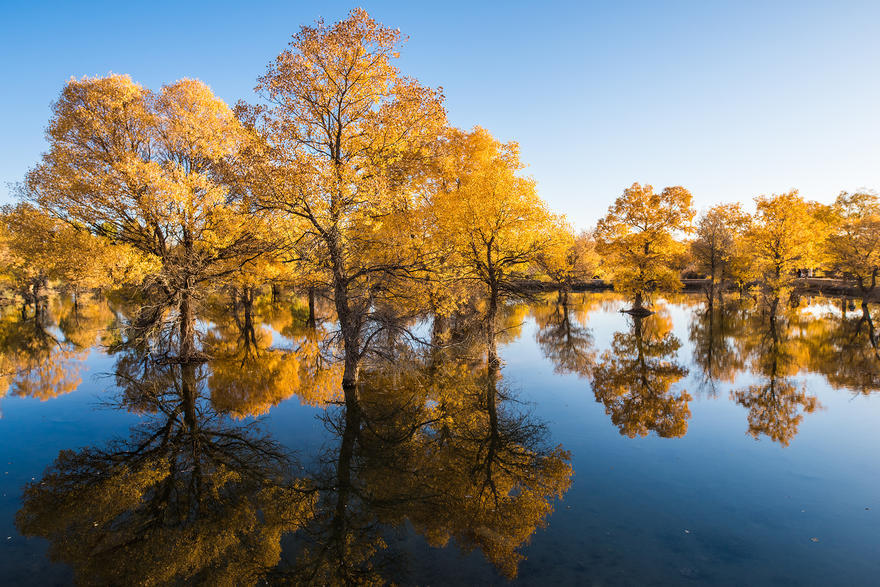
595,183,695,312
241,8,446,391
0,203,150,318
432,126,553,370
744,190,823,309
690,202,749,302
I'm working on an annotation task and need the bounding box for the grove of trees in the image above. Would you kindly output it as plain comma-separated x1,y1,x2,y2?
5,10,871,359
0,8,876,444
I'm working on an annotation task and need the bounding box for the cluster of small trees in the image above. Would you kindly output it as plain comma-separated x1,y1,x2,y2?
2,8,878,388
592,182,880,313
688,190,880,307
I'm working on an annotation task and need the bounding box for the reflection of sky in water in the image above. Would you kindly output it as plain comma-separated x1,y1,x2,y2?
1,293,879,584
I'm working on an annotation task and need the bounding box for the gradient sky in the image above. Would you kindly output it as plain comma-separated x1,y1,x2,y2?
2,0,878,228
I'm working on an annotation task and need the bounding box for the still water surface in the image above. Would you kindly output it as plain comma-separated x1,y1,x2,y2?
0,292,878,585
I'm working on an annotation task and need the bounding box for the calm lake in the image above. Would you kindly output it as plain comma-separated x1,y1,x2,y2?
0,292,878,585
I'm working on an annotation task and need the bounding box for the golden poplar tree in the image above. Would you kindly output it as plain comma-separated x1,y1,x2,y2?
536,223,601,292
241,8,446,390
595,183,695,311
690,202,749,300
432,126,553,368
825,191,880,303
26,75,266,359
744,190,823,307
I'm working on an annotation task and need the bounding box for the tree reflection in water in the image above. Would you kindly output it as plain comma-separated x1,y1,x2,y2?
15,346,316,585
0,295,102,411
590,307,692,438
281,306,573,582
532,292,597,378
14,293,572,583
688,297,746,396
731,298,820,446
807,299,880,395
14,290,880,582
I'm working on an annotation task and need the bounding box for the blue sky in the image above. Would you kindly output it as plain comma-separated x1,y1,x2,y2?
2,0,878,228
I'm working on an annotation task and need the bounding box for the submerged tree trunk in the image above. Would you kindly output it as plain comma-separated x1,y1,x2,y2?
181,360,199,434
179,287,195,361
624,290,653,316
31,275,48,324
331,262,361,395
861,300,879,352
307,286,316,329
487,282,499,372
769,294,779,324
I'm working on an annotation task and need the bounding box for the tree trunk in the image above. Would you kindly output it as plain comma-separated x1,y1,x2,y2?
625,290,653,316
769,295,779,328
332,273,360,394
326,231,360,395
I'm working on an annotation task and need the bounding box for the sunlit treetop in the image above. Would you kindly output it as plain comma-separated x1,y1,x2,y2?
595,182,695,304
744,190,828,297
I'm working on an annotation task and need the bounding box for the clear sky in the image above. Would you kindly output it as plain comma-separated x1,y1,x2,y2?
2,0,878,228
